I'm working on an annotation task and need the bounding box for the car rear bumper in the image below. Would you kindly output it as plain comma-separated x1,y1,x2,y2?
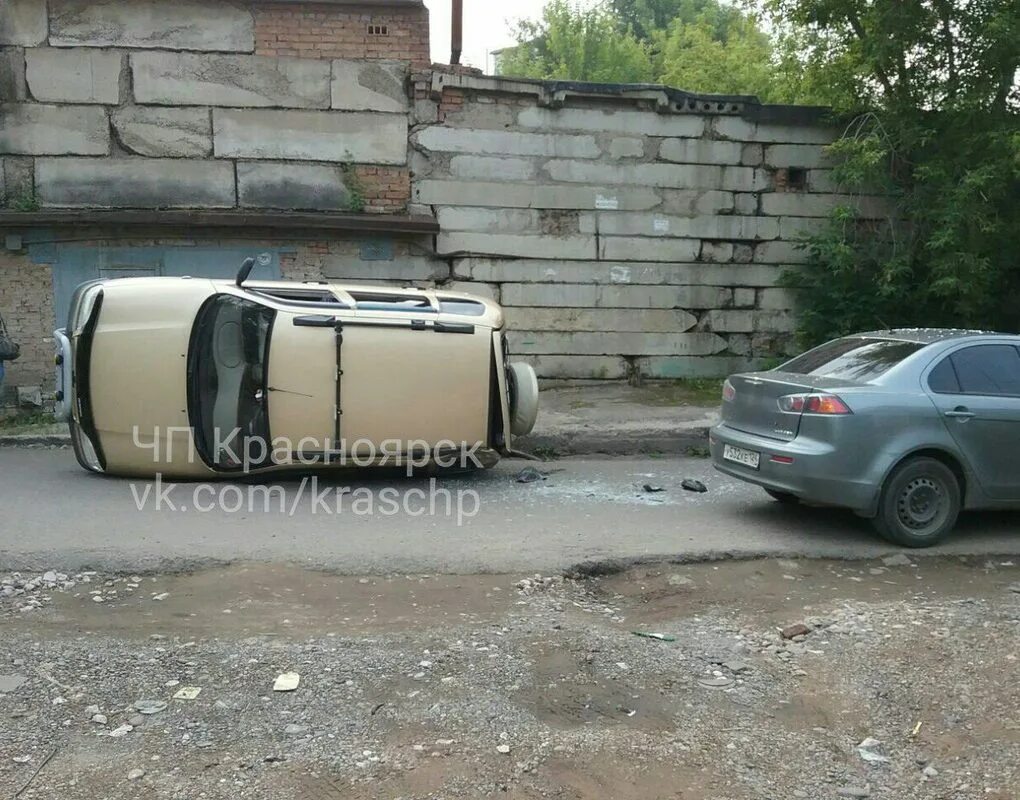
709,422,879,513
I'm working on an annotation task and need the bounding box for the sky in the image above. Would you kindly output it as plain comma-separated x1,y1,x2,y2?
425,0,577,73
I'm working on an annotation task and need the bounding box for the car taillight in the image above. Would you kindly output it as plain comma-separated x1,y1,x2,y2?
778,393,852,415
722,379,735,402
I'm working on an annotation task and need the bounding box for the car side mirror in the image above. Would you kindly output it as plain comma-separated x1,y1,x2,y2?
236,257,256,287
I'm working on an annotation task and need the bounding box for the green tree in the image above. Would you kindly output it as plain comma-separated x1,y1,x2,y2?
656,12,782,100
612,0,744,42
496,1,654,84
769,0,1020,344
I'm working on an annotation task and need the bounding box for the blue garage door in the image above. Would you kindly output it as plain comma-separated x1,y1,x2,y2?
31,245,284,330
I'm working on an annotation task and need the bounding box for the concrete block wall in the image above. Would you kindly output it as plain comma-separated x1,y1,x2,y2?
407,73,885,380
0,0,426,214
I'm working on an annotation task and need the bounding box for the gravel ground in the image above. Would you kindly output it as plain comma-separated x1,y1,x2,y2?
1,557,1018,799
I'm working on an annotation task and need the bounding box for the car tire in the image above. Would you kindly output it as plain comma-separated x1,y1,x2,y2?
509,362,539,437
872,457,961,548
765,489,799,504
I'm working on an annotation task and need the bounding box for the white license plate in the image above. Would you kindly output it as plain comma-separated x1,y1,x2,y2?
723,444,760,470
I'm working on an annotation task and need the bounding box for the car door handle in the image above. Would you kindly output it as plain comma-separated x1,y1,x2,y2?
944,407,974,419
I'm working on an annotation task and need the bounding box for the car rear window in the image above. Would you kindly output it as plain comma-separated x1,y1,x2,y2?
781,338,924,382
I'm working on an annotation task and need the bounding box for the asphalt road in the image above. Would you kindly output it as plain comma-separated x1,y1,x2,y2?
2,448,1019,574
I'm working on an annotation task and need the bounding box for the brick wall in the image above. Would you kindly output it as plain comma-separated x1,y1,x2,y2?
253,2,430,65
0,251,55,394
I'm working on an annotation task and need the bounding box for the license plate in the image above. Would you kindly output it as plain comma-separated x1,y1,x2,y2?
723,444,760,470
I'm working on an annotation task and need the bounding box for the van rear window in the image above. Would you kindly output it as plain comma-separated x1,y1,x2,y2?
781,338,924,382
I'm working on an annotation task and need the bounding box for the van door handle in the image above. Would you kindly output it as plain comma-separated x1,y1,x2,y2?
944,407,974,419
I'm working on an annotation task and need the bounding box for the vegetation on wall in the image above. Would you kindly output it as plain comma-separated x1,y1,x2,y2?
497,0,1020,343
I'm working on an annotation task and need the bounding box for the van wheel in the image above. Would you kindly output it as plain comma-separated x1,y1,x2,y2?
764,489,799,504
872,457,960,548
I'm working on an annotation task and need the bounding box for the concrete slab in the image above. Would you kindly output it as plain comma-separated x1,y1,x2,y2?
0,103,109,155
414,181,661,211
36,157,236,208
132,51,330,109
331,60,407,113
507,330,727,356
111,106,212,158
436,232,597,260
213,109,408,164
505,307,697,333
49,0,255,51
0,0,48,46
237,162,350,211
415,127,600,159
518,106,705,138
500,283,732,310
26,48,122,104
453,258,784,287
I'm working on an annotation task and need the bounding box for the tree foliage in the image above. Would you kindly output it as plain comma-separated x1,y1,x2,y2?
495,1,652,84
771,0,1020,344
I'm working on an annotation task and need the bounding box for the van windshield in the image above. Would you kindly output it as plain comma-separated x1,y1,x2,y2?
188,295,275,470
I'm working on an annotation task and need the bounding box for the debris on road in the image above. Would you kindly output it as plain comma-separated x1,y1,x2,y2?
642,484,665,493
516,467,546,484
882,554,913,567
857,737,890,764
0,674,27,692
273,672,300,692
681,479,708,493
780,623,811,639
173,686,202,700
133,699,167,715
632,631,676,642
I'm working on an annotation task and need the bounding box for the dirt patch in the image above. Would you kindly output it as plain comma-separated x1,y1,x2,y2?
1,557,1018,799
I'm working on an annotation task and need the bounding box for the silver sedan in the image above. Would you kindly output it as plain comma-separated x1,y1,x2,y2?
710,329,1020,547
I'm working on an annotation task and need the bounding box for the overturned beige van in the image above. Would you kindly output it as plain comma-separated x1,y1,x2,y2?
54,260,538,478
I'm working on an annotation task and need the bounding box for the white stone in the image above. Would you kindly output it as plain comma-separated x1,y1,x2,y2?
507,331,727,356
238,162,350,211
213,109,408,165
36,157,235,208
111,107,212,158
500,283,731,309
609,137,644,159
49,0,255,51
544,160,765,192
518,107,705,138
453,258,783,287
598,236,700,263
448,156,536,181
0,0,48,46
331,60,407,113
0,104,109,155
413,180,660,211
25,48,121,104
132,51,330,109
414,127,600,159
436,232,596,260
441,281,498,301
659,138,743,165
505,307,697,333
